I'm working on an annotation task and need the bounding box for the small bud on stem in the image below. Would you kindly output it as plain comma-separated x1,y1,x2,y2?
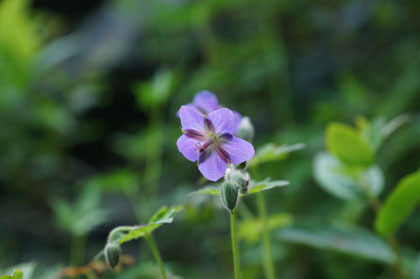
220,181,239,212
105,242,121,270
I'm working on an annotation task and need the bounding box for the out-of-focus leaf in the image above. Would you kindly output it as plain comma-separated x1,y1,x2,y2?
375,169,420,237
326,122,374,167
189,186,219,196
356,114,411,152
412,252,420,279
0,269,23,279
314,152,384,201
239,214,291,243
116,206,183,245
248,143,305,167
84,169,139,192
246,179,289,195
133,69,175,108
51,185,108,236
276,222,393,264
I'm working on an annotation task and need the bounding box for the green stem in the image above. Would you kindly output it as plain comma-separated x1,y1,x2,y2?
145,233,167,279
359,174,405,279
231,210,241,279
70,234,86,266
257,192,276,279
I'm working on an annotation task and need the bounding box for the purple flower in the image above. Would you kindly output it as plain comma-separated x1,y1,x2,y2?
177,105,255,181
184,90,242,133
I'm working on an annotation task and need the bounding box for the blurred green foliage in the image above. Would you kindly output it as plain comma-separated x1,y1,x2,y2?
1,0,420,278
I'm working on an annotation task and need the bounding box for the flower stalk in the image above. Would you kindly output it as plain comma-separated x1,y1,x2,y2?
145,233,168,279
230,210,241,279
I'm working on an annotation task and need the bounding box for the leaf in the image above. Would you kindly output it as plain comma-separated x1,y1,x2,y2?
314,152,384,201
116,206,182,245
248,143,306,167
0,269,23,279
356,115,411,152
188,179,289,197
246,179,289,195
375,169,420,237
133,69,175,109
239,214,291,243
84,169,139,193
412,252,420,279
189,186,219,196
326,123,374,167
276,222,393,264
51,185,108,235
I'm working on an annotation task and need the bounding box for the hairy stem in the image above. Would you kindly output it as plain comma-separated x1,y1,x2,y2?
231,210,241,279
145,233,167,279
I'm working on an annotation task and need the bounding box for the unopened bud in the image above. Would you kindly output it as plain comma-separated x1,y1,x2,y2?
220,181,239,212
232,170,250,194
105,242,121,270
236,117,254,142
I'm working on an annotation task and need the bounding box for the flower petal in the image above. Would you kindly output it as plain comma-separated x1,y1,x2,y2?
232,111,242,133
198,150,228,181
178,105,206,133
222,136,255,164
193,90,219,114
207,108,237,135
176,134,200,162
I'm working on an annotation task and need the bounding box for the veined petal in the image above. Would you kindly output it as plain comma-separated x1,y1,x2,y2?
222,136,255,164
178,105,206,133
198,150,228,181
232,111,242,133
207,108,237,135
193,90,219,114
177,134,200,162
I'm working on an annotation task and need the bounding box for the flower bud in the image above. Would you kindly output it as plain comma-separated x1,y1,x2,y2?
224,167,233,181
105,242,121,270
232,170,250,194
236,117,254,142
220,181,239,212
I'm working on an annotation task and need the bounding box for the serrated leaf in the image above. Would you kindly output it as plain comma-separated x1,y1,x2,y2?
314,152,384,201
326,123,374,167
375,169,420,237
248,143,306,167
239,214,291,243
116,206,182,245
276,222,393,264
246,179,289,195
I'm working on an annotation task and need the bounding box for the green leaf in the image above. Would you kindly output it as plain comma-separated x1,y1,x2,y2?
314,152,384,201
132,70,175,109
412,252,420,279
84,169,139,193
188,179,289,197
276,222,393,264
246,179,289,195
375,169,420,237
248,143,305,167
51,185,108,235
239,214,291,243
116,206,182,245
326,123,374,167
189,186,219,196
0,269,23,279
